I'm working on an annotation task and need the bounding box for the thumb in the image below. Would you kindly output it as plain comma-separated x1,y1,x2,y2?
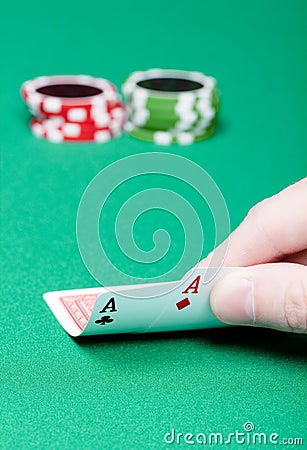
210,263,307,333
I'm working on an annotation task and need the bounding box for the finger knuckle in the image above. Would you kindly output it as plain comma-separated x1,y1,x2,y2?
246,199,284,258
283,278,307,333
246,199,266,220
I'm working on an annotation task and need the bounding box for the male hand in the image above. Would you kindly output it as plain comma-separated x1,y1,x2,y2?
202,178,307,333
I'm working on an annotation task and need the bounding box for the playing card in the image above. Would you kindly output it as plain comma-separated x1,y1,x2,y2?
43,281,171,337
43,267,237,337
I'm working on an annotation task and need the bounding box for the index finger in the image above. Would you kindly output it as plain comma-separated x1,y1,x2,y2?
200,177,307,267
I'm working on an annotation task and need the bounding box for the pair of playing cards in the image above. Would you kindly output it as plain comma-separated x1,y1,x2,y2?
43,267,236,337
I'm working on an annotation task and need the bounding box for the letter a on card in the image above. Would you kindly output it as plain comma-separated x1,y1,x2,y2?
99,297,117,313
182,275,201,294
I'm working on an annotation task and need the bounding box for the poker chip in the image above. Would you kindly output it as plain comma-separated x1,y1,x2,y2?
21,75,126,143
122,69,219,145
125,120,216,145
30,117,122,143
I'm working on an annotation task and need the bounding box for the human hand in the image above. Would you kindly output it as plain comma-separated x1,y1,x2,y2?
201,178,307,333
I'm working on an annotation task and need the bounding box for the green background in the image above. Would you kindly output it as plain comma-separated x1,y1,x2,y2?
1,0,306,449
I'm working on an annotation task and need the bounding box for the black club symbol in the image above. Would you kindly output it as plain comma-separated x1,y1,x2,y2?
95,315,114,325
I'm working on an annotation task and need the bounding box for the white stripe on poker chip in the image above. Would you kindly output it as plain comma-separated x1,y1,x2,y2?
62,123,81,137
177,91,196,105
176,110,197,123
27,92,41,108
67,108,87,122
94,130,111,143
132,87,148,107
91,112,111,127
200,106,215,120
198,116,211,126
153,131,172,146
44,117,65,129
175,101,196,115
204,76,216,89
197,89,212,101
43,97,62,113
131,109,149,127
190,71,207,81
31,122,44,137
193,117,211,133
103,90,118,101
122,81,134,97
124,121,135,132
175,120,197,131
175,95,198,130
22,81,31,91
76,75,95,85
175,94,197,124
32,76,49,86
110,122,122,137
29,105,39,116
146,68,164,79
177,132,194,146
197,99,212,112
91,96,108,109
91,104,108,118
111,107,124,119
46,129,64,143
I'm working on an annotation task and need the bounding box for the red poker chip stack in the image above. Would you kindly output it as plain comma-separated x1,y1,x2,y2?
21,75,126,143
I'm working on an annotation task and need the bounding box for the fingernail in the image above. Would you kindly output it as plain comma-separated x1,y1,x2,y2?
211,277,255,325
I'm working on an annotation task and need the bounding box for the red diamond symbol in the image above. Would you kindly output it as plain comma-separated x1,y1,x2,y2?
176,297,190,310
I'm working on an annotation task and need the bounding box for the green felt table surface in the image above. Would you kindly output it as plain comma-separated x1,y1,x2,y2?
1,0,307,449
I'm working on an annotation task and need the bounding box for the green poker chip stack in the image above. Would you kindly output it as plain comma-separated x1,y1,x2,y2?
122,69,219,146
